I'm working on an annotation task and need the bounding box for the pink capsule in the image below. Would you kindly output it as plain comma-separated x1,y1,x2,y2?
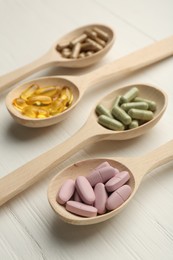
66,201,97,217
75,176,95,205
105,171,130,192
57,179,75,205
94,183,108,214
87,166,119,187
95,161,110,169
106,185,132,211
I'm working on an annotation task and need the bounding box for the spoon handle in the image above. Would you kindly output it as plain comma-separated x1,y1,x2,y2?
84,35,173,86
0,50,55,93
137,140,173,177
0,122,100,206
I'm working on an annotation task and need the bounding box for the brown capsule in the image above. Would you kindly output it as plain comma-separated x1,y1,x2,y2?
80,42,96,52
56,42,70,51
93,27,109,41
78,52,86,59
84,29,97,38
71,42,81,59
61,48,72,58
86,38,103,51
70,33,87,46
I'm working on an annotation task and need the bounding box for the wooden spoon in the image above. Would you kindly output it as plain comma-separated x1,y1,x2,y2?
0,24,115,93
0,83,167,206
6,35,173,127
48,139,173,225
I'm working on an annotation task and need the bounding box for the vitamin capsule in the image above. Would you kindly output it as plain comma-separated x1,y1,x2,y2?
87,166,118,187
37,108,49,118
98,115,125,131
56,42,70,51
95,161,111,170
128,120,139,129
57,179,75,205
84,29,97,38
121,87,139,103
61,48,71,58
51,87,62,101
80,42,96,52
112,95,122,107
35,86,57,97
71,42,81,59
86,51,94,57
22,105,37,118
78,52,86,59
93,27,109,41
95,104,113,118
112,106,132,125
70,33,87,46
49,100,65,115
27,95,52,106
20,84,39,101
94,37,106,47
75,176,95,205
106,185,132,211
128,108,154,121
105,171,130,192
94,183,108,214
86,38,103,51
66,201,97,217
13,98,27,111
121,101,149,112
134,97,156,112
60,87,73,106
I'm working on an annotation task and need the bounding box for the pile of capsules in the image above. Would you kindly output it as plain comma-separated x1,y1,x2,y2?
96,86,157,131
13,84,73,118
57,27,109,59
57,161,132,218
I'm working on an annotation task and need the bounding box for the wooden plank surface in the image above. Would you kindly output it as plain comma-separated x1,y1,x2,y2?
0,0,173,259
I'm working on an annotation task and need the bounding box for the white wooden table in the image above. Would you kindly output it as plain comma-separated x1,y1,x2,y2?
0,1,173,259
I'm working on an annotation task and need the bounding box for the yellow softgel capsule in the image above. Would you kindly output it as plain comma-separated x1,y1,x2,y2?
13,98,27,111
20,84,39,101
49,100,65,115
35,86,57,97
22,105,37,118
52,87,61,101
37,108,50,118
59,87,73,106
27,95,52,106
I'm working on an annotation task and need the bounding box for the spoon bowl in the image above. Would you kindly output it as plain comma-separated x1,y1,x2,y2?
0,83,167,206
5,34,173,127
48,139,173,225
54,24,115,68
0,24,115,92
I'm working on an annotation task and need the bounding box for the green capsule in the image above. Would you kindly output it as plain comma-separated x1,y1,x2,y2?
134,97,156,112
121,87,139,103
121,102,149,112
112,95,122,107
128,108,154,121
98,115,125,131
112,106,132,125
95,104,113,118
128,120,139,129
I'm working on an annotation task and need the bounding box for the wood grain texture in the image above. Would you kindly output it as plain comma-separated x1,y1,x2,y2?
0,0,173,259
